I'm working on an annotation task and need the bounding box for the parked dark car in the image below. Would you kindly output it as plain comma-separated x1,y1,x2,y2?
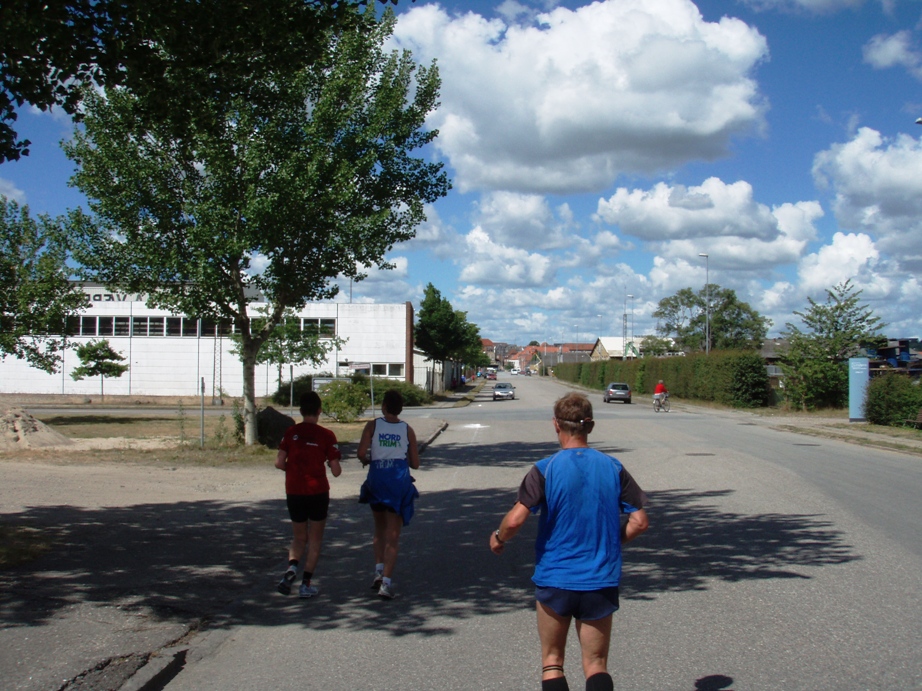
603,382,631,404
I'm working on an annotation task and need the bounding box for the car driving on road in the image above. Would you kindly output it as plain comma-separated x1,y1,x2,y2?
603,382,631,404
493,382,515,400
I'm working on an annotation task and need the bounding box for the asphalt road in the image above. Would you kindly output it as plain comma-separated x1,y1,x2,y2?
2,374,920,690
161,374,922,690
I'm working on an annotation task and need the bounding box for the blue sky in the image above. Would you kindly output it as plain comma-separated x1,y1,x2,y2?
3,0,922,347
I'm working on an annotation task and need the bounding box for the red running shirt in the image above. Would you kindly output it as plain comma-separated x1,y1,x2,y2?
278,422,342,495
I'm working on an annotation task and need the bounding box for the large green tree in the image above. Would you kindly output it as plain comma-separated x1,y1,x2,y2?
65,8,449,444
0,0,399,162
653,284,769,352
415,283,483,365
780,280,886,410
0,197,87,372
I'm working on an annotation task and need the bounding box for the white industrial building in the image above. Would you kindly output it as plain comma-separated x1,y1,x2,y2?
0,284,439,398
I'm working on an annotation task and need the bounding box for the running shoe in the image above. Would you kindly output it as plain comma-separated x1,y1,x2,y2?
378,582,395,600
277,569,296,595
299,583,319,599
371,572,384,591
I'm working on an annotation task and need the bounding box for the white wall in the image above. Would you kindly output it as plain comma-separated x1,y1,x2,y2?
0,289,413,398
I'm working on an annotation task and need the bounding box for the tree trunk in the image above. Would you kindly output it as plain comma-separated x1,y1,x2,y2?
241,347,259,446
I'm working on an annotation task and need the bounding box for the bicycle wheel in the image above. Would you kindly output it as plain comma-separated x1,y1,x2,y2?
653,399,661,413
662,398,670,412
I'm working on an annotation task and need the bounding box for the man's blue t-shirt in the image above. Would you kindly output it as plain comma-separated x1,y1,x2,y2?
517,447,646,590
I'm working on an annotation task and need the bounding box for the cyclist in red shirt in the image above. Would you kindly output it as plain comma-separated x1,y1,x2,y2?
653,380,668,404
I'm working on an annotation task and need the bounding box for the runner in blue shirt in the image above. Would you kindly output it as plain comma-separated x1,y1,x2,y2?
490,392,649,691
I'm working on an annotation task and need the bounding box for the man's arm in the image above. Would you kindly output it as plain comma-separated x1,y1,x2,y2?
490,502,531,554
275,449,288,471
623,508,649,543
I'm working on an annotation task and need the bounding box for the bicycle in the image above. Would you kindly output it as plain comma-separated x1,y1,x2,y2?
653,393,670,413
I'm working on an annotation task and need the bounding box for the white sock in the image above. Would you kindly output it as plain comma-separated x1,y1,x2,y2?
382,576,392,587
375,563,384,574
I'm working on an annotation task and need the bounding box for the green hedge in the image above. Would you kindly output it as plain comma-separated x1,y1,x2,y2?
864,373,922,426
555,350,770,408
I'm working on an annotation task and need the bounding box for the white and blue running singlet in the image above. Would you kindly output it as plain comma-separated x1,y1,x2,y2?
358,418,419,525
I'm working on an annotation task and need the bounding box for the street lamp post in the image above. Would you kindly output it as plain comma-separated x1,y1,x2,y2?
698,253,710,355
627,294,634,357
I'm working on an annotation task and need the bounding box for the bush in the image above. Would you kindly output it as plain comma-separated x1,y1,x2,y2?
318,380,370,423
865,373,922,426
271,374,314,406
350,374,432,408
728,352,770,408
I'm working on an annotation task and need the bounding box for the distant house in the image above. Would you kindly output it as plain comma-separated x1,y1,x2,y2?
591,337,639,360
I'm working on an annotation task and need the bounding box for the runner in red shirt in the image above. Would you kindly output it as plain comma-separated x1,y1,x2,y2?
275,391,342,598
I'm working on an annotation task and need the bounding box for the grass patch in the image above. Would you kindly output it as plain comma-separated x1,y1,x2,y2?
8,412,368,467
32,413,369,445
0,524,52,568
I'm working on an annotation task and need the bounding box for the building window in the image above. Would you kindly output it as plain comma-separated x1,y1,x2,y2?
114,316,130,336
200,319,217,338
372,363,387,376
166,317,182,336
149,317,165,336
182,318,199,337
388,363,404,377
217,320,233,336
132,317,148,337
80,316,97,336
98,316,114,336
302,318,336,338
65,316,80,336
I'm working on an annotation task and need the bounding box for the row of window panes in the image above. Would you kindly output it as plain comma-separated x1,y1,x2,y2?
65,316,336,338
337,362,404,377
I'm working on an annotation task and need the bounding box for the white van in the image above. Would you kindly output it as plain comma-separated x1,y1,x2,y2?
511,367,521,375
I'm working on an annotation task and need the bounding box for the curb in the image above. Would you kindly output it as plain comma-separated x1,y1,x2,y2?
120,647,188,691
418,420,449,452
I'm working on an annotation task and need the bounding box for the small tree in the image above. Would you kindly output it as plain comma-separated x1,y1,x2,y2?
415,283,484,366
70,339,129,400
640,335,672,357
1,198,88,372
780,280,886,410
230,309,344,391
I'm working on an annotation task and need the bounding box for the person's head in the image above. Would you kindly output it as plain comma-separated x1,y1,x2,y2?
553,393,594,436
299,391,322,418
382,389,404,416
658,380,664,384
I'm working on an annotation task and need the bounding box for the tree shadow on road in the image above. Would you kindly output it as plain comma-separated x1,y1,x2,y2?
0,478,860,639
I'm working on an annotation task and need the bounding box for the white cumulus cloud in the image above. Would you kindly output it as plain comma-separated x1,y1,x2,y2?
0,178,26,204
392,0,768,193
459,226,555,286
863,31,922,79
813,126,922,271
596,178,822,270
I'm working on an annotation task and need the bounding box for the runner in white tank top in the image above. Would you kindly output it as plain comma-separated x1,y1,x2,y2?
357,390,420,599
